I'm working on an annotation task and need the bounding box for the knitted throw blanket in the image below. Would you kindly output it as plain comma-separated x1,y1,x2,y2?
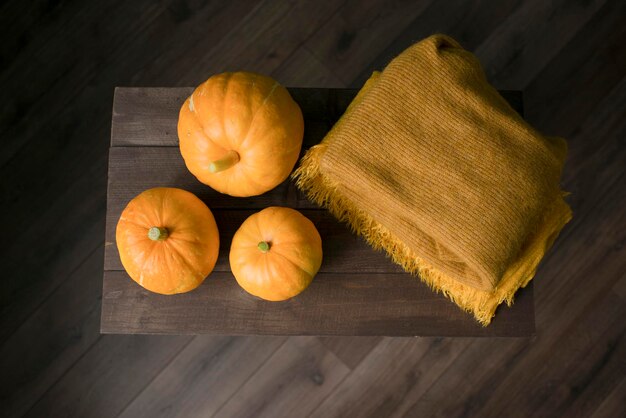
293,35,572,325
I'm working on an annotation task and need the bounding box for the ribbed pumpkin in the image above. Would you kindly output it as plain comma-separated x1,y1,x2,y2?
178,72,304,197
229,207,323,301
116,187,220,295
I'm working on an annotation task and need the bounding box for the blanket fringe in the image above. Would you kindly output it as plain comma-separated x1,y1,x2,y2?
293,142,572,326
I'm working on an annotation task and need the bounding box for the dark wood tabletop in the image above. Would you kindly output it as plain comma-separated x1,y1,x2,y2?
101,87,534,336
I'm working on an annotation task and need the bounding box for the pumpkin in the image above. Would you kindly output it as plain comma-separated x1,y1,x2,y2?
178,71,304,197
229,207,323,301
116,187,220,295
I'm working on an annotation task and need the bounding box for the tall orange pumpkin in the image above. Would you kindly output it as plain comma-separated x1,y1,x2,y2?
229,207,323,301
116,187,220,295
178,72,304,197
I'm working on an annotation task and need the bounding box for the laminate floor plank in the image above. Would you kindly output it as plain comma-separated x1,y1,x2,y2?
173,0,345,84
0,1,168,167
309,337,471,417
475,0,609,89
272,48,346,88
351,0,523,86
213,337,350,418
474,287,625,418
0,0,263,340
23,334,193,418
118,336,287,418
303,0,434,86
0,153,108,341
1,1,624,417
0,246,104,418
522,0,626,137
589,378,626,418
316,337,384,370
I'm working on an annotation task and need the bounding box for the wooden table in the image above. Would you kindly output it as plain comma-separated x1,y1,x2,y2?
102,87,534,337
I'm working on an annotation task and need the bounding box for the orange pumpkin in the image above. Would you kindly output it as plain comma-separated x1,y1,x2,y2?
229,207,323,301
178,72,304,197
116,187,220,295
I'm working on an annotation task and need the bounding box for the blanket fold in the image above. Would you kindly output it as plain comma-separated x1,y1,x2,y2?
293,34,572,325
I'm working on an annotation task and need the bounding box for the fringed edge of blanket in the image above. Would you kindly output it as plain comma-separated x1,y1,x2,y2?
293,142,573,326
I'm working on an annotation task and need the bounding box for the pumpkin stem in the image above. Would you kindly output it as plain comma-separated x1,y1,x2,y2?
209,150,240,173
258,241,271,253
148,227,169,241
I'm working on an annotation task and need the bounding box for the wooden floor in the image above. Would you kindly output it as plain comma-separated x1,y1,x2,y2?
1,0,624,417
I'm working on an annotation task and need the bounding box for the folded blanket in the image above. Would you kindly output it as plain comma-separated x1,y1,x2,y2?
293,34,572,325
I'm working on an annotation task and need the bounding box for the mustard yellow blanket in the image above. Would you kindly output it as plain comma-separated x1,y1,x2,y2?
294,34,572,325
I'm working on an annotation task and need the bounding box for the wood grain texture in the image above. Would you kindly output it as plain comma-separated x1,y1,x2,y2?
350,0,524,85
110,87,521,146
106,206,405,273
2,0,624,416
23,334,193,418
0,246,104,418
590,378,626,418
301,0,436,86
213,337,350,418
317,336,383,369
101,270,535,336
475,0,609,88
102,87,532,337
118,336,287,418
310,337,472,417
0,0,265,345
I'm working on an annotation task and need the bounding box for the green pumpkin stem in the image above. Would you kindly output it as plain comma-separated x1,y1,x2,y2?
148,227,169,241
209,150,240,173
258,241,271,253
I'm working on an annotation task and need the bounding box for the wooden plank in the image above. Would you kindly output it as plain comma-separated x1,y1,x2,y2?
522,0,626,138
101,270,535,336
399,292,624,417
213,337,350,418
105,205,405,275
317,336,383,369
272,47,346,88
350,0,523,85
300,0,435,86
590,378,626,418
553,305,625,418
110,87,192,146
388,338,527,417
23,334,193,418
0,1,169,167
174,0,345,84
310,337,472,417
104,87,529,336
475,0,608,88
473,291,625,418
0,150,107,341
118,336,287,418
110,87,522,146
0,246,104,418
110,87,357,146
103,146,311,211
119,0,269,87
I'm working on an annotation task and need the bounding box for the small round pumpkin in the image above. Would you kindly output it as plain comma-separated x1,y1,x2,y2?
116,187,219,295
229,207,323,301
178,72,304,197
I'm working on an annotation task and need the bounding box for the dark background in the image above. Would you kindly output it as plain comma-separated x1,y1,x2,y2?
1,0,625,417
